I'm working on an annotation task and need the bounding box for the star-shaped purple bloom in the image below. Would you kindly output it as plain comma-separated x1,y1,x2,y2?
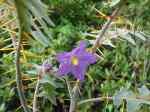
56,41,97,80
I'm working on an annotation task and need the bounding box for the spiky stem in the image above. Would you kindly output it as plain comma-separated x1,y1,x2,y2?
14,0,30,112
91,7,121,53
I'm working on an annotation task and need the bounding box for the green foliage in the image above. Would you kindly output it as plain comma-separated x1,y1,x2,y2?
15,0,55,46
0,0,150,112
113,85,150,112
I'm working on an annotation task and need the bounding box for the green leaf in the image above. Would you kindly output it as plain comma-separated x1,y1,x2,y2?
120,34,136,45
138,85,150,96
14,0,31,32
113,88,133,108
22,0,54,27
113,88,141,112
126,100,141,112
31,31,49,47
15,0,55,47
30,0,55,26
113,86,150,112
0,103,5,112
38,91,57,105
103,39,116,48
109,0,120,7
47,94,57,105
40,75,57,88
129,32,146,41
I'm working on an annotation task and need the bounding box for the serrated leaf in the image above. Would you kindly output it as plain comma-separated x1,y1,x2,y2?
120,34,136,45
130,32,146,41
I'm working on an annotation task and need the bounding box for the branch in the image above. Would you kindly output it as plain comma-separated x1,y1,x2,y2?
91,5,123,53
14,0,30,112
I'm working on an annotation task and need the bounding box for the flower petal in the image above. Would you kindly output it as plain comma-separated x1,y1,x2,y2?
79,41,87,48
56,52,70,63
72,63,87,80
81,52,97,64
71,41,87,55
58,63,71,76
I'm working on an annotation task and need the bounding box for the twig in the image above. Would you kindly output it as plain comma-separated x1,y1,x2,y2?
14,0,30,112
33,76,40,112
91,7,122,53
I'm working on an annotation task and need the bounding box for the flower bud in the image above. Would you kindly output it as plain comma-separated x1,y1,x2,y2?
42,61,52,73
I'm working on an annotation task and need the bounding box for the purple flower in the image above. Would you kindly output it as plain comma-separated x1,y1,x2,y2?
56,41,97,80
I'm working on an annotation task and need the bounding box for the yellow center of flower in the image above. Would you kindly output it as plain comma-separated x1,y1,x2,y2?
71,56,79,66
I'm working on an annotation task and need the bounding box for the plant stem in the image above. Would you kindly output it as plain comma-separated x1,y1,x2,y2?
14,0,30,112
69,80,80,112
78,96,150,106
91,6,122,53
15,32,30,112
65,78,72,98
33,76,40,112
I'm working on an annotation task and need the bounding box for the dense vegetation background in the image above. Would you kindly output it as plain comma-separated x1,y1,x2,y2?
0,0,150,112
